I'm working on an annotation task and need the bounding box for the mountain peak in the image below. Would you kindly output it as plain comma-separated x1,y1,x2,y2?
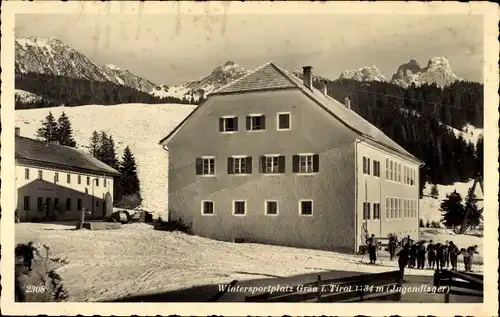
339,65,388,82
391,57,460,88
223,60,236,66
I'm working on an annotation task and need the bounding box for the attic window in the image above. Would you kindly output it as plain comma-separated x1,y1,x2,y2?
246,114,266,131
277,112,291,131
219,116,238,132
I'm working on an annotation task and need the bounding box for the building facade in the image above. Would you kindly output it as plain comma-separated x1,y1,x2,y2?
160,62,422,253
15,131,120,222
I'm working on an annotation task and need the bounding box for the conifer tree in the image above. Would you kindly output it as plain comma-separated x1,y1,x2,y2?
57,112,77,147
440,190,465,229
36,111,59,142
430,184,439,199
118,146,141,197
101,134,119,170
89,131,101,158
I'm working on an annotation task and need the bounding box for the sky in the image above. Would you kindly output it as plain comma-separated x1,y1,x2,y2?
15,13,484,86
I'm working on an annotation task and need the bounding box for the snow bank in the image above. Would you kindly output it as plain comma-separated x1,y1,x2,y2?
15,103,197,217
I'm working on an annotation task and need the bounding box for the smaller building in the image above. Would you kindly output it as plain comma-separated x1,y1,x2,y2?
14,128,120,222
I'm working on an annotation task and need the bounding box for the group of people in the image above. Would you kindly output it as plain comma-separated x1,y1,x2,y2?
365,233,479,281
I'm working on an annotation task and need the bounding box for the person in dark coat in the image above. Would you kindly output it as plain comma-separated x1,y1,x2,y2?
427,240,436,269
435,243,445,270
388,234,397,261
367,234,378,264
397,243,410,282
417,241,426,269
444,240,450,269
409,241,418,268
448,241,459,270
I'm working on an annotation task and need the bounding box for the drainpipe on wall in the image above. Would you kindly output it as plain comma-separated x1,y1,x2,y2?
354,136,367,253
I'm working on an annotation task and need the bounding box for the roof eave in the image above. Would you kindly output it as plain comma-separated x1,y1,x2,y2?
16,157,121,177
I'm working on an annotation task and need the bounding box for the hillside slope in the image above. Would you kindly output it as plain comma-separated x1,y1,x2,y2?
15,103,197,217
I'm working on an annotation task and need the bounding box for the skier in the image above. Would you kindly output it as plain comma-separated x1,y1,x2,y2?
435,243,445,270
448,241,459,270
427,240,436,270
409,240,418,268
444,240,450,269
388,234,397,261
460,248,470,272
417,240,426,269
367,234,378,264
396,242,410,282
465,245,478,272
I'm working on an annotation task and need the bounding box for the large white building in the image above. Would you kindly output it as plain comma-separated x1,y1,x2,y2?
14,128,120,222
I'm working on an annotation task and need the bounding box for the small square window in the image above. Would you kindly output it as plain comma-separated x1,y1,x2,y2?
233,201,246,215
277,113,291,130
25,168,30,180
266,201,278,215
67,173,71,184
202,201,214,215
300,200,313,216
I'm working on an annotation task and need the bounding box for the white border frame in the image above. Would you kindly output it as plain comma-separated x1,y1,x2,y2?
247,113,266,132
296,153,317,176
200,156,216,177
298,199,314,216
201,200,215,216
220,115,238,134
276,111,292,131
265,200,279,216
232,200,247,216
262,154,281,175
230,155,251,176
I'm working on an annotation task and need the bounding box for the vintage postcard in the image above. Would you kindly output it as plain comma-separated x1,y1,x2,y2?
1,1,498,316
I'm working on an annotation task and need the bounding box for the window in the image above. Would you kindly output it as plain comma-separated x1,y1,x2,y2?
37,197,43,211
293,154,319,174
77,199,83,211
219,116,238,132
25,168,30,180
389,161,394,181
390,198,395,219
404,199,408,218
373,160,380,177
299,200,313,216
87,176,90,185
413,200,417,218
399,198,403,218
38,170,43,180
78,175,82,185
386,197,390,218
196,157,216,176
277,112,291,130
233,200,246,216
24,196,30,211
385,158,389,179
54,172,59,183
66,198,72,211
104,179,107,187
265,200,278,215
410,168,415,186
202,201,214,215
363,157,371,175
397,163,402,183
96,178,99,186
373,203,380,219
246,114,266,131
54,198,60,211
228,156,252,175
261,155,285,174
67,173,71,184
363,202,371,220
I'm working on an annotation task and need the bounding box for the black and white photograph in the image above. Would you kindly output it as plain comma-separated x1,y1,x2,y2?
1,1,498,316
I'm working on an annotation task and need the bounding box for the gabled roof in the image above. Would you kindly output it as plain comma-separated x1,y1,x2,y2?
159,61,421,164
15,136,120,176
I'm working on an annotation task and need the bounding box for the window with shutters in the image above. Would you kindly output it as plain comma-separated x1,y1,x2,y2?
373,202,380,219
373,160,380,177
261,155,285,174
66,198,72,211
228,156,252,175
299,200,313,216
265,200,278,215
37,197,43,211
24,196,31,211
196,157,215,176
233,200,246,216
201,201,214,215
38,170,43,180
294,154,318,174
246,114,265,131
363,202,371,220
219,116,238,132
277,112,291,131
363,156,371,175
25,168,30,180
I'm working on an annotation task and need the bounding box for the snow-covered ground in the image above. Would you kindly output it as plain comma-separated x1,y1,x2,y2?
15,223,483,302
449,123,483,145
15,103,197,218
420,180,483,224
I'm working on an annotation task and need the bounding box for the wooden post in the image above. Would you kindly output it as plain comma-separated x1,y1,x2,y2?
316,275,322,301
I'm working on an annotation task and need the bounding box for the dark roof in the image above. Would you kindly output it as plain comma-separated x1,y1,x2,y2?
160,62,421,164
15,136,120,176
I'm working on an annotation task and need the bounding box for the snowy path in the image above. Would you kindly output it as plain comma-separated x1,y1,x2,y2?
15,223,483,302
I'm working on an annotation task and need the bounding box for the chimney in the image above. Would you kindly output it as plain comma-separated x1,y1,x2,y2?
322,80,328,95
302,66,313,90
15,127,20,136
344,96,351,109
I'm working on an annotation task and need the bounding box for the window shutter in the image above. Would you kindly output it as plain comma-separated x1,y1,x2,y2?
227,157,234,174
234,117,239,131
260,156,266,173
278,155,286,173
219,118,224,132
261,115,266,129
195,158,203,175
312,154,319,172
246,156,252,174
246,116,251,130
292,155,299,173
